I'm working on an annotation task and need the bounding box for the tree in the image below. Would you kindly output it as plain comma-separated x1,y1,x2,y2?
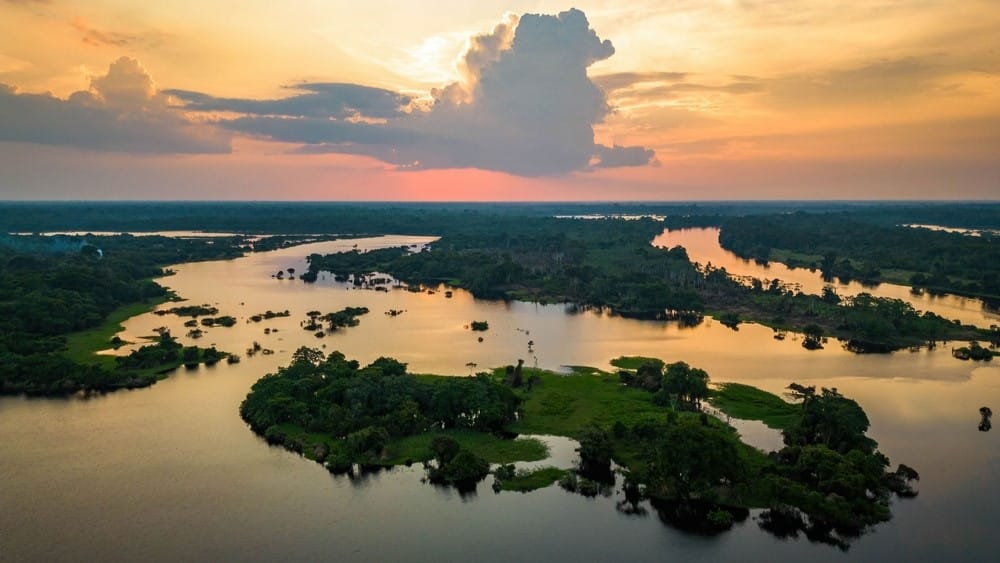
576,426,614,482
661,362,710,409
644,420,746,501
782,388,876,454
802,324,824,350
430,435,461,464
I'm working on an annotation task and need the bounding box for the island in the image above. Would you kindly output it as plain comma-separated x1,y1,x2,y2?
301,212,995,354
241,350,918,549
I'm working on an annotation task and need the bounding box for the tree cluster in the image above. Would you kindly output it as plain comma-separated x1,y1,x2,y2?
239,348,520,466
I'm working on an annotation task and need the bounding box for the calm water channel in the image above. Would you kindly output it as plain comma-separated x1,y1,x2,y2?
2,232,998,562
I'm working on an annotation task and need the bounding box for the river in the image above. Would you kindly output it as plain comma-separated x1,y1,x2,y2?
1,233,998,562
653,227,1000,328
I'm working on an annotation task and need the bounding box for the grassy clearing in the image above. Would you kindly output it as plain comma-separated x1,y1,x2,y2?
767,248,823,267
277,426,549,466
63,297,168,369
384,430,548,466
609,356,663,371
708,383,801,430
506,367,669,438
498,467,568,492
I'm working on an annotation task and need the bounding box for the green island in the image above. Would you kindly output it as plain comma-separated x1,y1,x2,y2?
240,350,918,549
301,213,994,354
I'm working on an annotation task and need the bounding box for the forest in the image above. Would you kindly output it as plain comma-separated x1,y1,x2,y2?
306,216,705,320
0,233,246,394
2,202,997,396
713,212,999,300
5,201,996,236
305,216,990,350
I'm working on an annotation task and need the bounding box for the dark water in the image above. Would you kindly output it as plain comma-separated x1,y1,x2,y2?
2,234,998,562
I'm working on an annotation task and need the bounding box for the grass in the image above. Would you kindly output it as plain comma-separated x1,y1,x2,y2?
609,356,663,370
767,248,823,267
384,430,548,466
497,467,568,492
505,367,670,438
63,296,168,369
707,382,801,430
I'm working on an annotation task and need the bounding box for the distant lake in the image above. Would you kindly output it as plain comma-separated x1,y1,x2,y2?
2,234,998,562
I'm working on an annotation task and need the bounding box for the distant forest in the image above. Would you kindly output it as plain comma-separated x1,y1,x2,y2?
1,202,997,396
2,201,998,235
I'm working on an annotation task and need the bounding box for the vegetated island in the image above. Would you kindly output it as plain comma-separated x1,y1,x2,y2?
240,350,918,549
301,215,995,354
301,307,370,338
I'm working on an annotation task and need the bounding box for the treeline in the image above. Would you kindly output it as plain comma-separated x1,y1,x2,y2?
306,217,706,320
701,271,984,351
716,212,1000,300
0,234,242,395
10,201,987,235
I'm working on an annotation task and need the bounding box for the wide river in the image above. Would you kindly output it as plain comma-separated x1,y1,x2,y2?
2,231,998,562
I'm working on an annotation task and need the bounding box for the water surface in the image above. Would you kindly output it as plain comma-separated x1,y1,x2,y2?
2,234,998,562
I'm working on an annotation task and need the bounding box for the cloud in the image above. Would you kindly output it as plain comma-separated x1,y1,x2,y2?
165,83,410,120
174,9,655,176
593,144,658,168
765,56,977,108
593,71,690,93
0,57,230,153
595,71,765,104
71,17,137,47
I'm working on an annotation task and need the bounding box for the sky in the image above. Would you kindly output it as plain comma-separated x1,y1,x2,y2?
0,0,998,201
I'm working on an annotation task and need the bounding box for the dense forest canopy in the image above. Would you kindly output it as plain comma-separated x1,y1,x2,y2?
3,201,997,235
0,234,245,394
715,212,1000,300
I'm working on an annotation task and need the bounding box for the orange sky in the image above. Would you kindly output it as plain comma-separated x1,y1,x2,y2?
1,1,998,200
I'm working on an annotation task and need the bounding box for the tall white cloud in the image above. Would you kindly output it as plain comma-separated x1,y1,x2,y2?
177,9,655,176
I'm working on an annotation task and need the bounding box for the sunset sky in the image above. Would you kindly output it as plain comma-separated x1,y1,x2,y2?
1,1,998,200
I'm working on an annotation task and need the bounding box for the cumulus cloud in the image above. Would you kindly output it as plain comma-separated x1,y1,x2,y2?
174,8,655,176
0,57,229,153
